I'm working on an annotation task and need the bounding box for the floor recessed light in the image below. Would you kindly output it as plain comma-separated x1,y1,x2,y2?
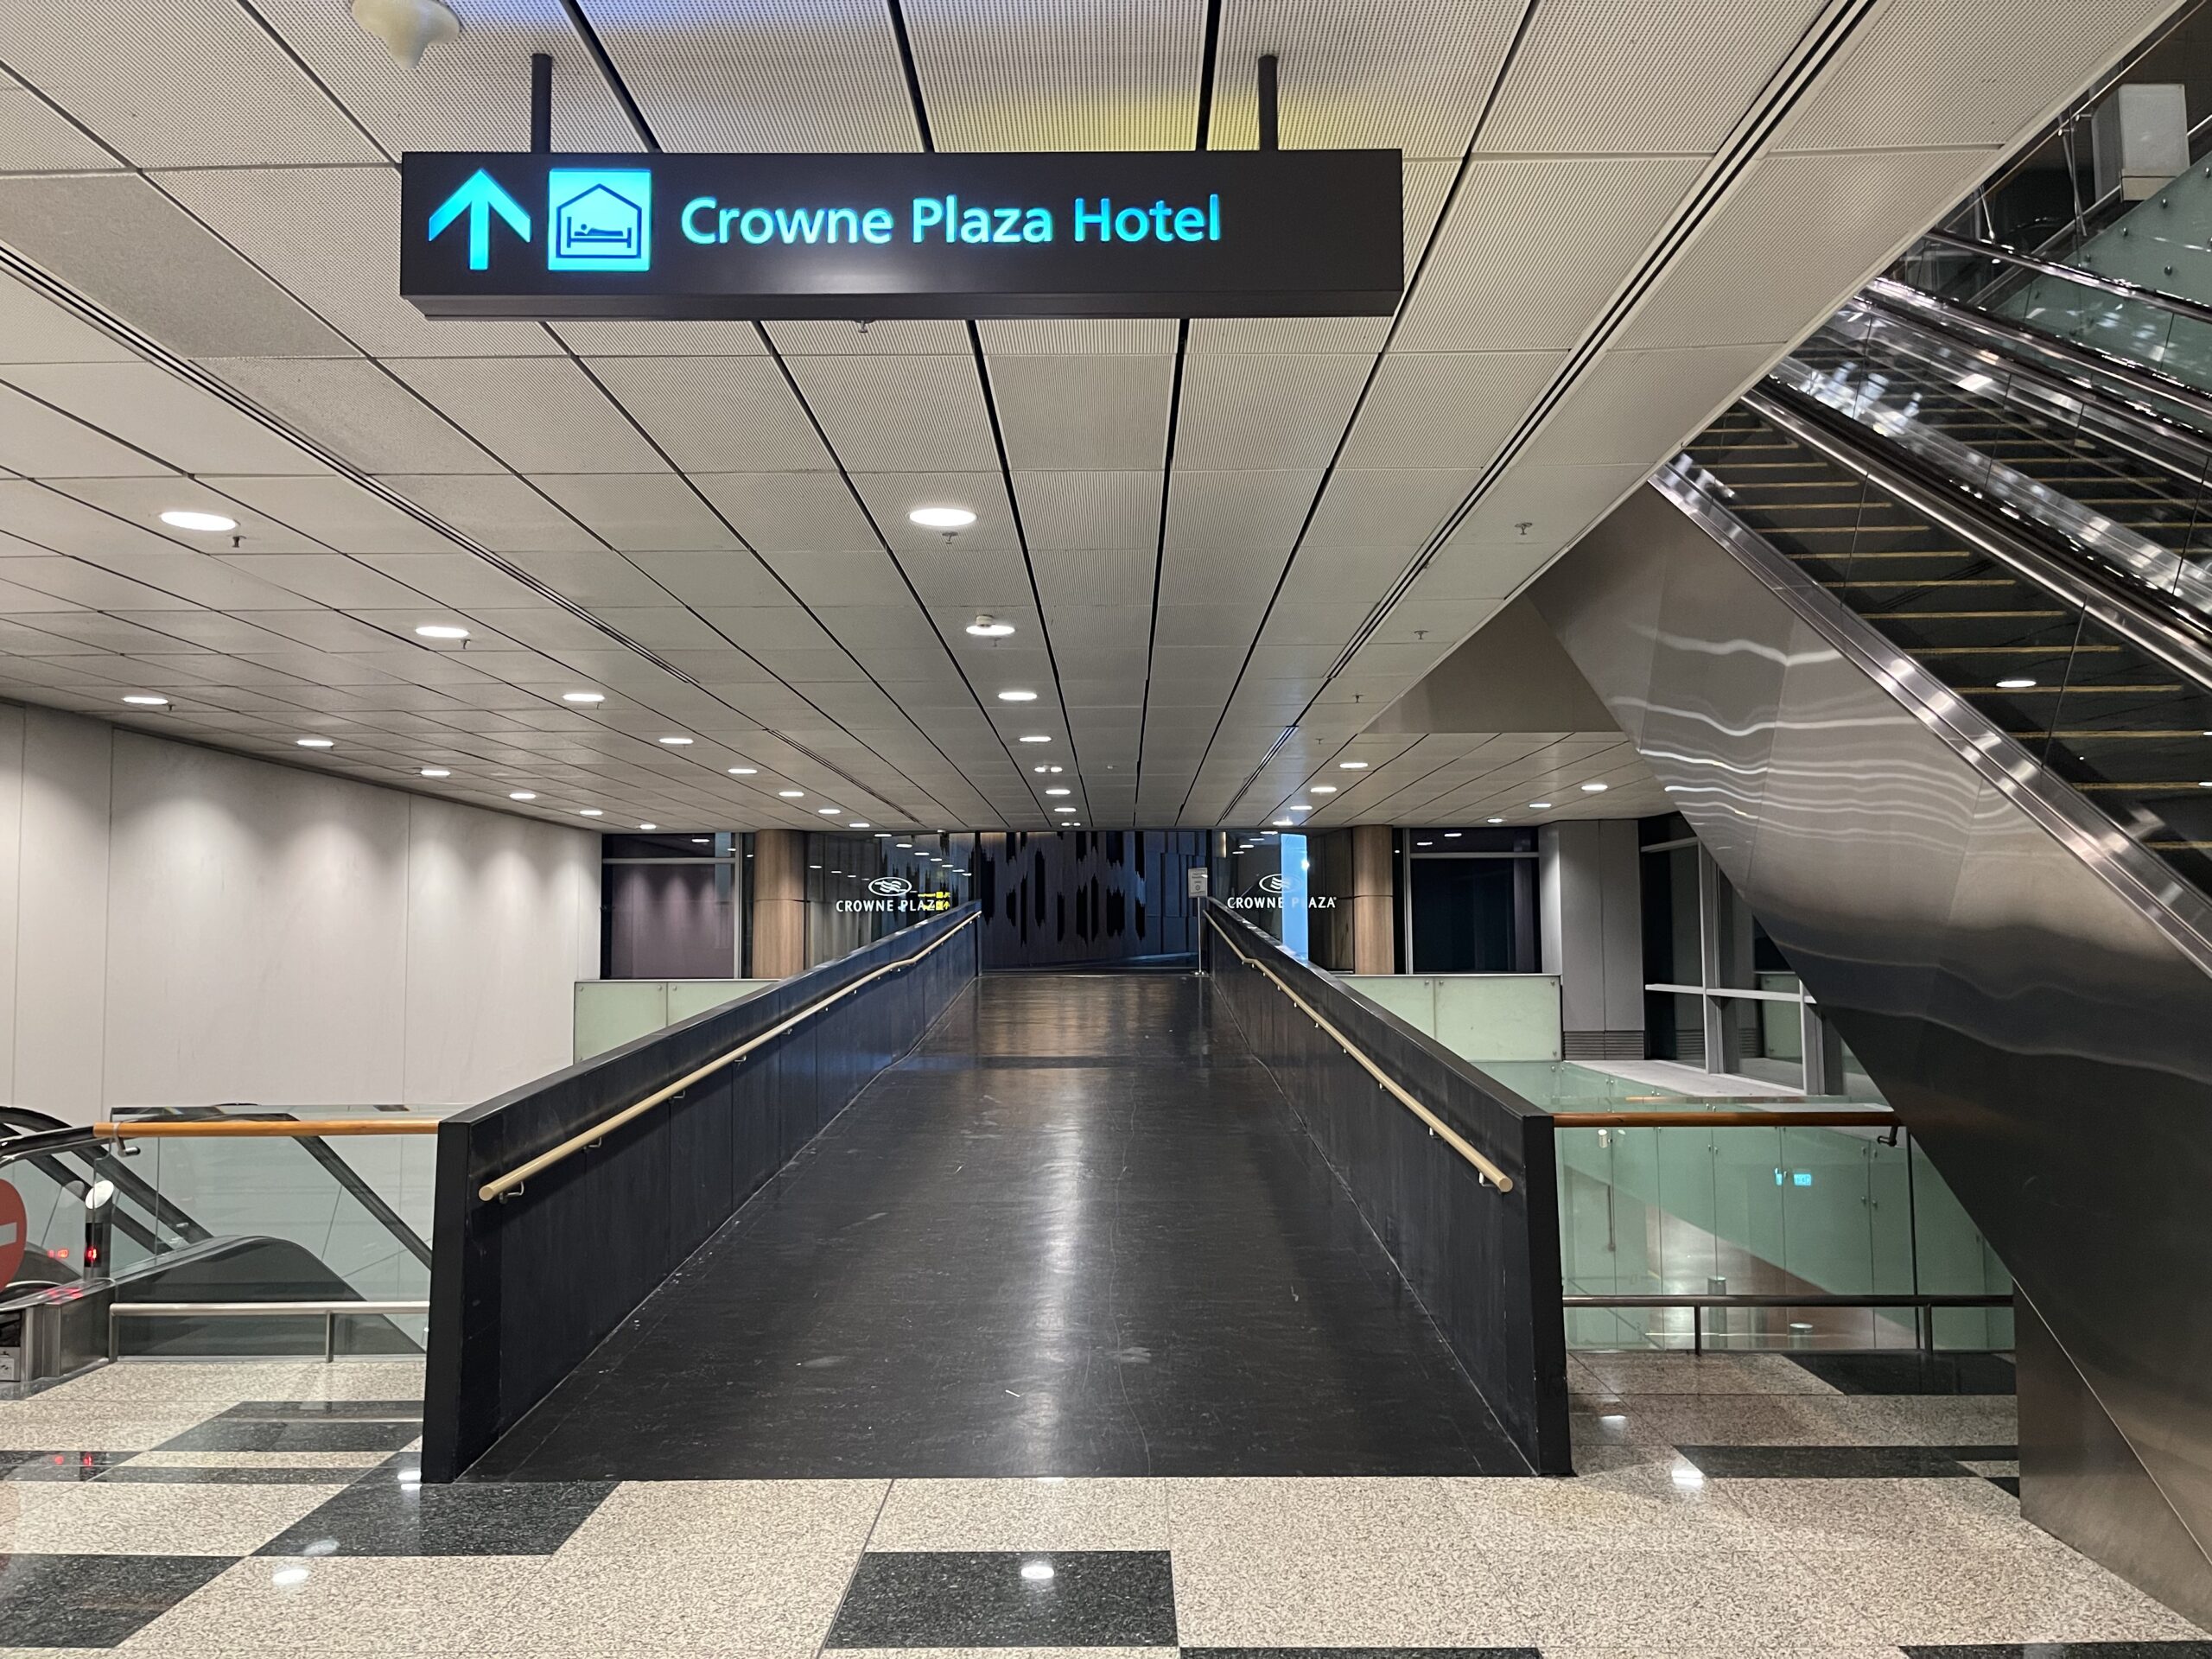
563,691,605,703
160,509,236,533
1019,734,1051,744
1581,781,1609,792
1338,760,1368,770
1995,677,2038,690
967,614,1014,638
415,624,468,640
509,791,537,801
658,735,693,746
121,694,169,707
997,690,1038,702
728,766,757,775
1046,787,1071,797
296,737,334,748
1529,800,1553,810
910,505,977,529
579,808,602,817
779,790,804,798
420,767,451,778
1310,785,1337,794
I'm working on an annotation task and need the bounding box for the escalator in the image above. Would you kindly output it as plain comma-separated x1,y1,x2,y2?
1528,241,2212,1621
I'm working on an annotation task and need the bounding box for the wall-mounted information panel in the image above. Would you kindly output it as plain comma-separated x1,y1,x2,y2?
400,149,1402,320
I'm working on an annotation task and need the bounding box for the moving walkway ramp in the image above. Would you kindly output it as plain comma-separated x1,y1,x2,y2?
1530,244,2212,1623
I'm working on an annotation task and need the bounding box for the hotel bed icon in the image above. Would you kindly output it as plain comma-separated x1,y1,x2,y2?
547,169,653,271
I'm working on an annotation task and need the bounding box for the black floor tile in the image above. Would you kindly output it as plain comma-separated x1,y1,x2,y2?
155,1421,421,1453
472,976,1529,1482
1902,1646,2212,1656
1677,1444,1980,1478
1941,1444,2019,1461
825,1550,1176,1648
0,1553,231,1646
217,1399,423,1421
1984,1473,2021,1497
1185,1650,1540,1658
0,1451,134,1482
257,1459,613,1555
96,1465,376,1485
1785,1351,2017,1395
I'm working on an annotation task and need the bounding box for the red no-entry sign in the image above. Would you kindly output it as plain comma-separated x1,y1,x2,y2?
0,1179,24,1288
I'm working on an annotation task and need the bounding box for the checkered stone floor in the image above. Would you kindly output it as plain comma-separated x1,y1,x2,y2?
0,1352,2204,1656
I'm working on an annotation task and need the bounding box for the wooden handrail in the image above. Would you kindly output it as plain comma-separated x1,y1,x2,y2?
93,1119,439,1137
477,910,980,1204
1553,1109,1897,1128
1205,911,1516,1193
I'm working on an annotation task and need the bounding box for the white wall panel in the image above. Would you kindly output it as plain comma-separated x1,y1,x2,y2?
12,707,110,1116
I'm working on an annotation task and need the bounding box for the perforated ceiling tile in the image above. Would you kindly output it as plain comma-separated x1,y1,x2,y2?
979,319,1179,355
766,321,969,356
1033,543,1154,609
783,353,1001,474
1478,0,1826,156
628,549,809,610
203,359,500,477
906,0,1205,151
1432,460,1653,553
0,363,320,477
552,321,767,357
0,0,385,167
388,357,665,474
1163,468,1322,561
375,474,603,554
1301,468,1473,550
0,383,170,480
1780,0,2176,152
1614,148,1999,350
249,0,641,156
582,0,918,152
1337,350,1561,471
690,471,880,551
1394,155,1708,353
0,71,120,171
216,554,434,612
1209,0,1523,157
585,354,829,473
986,355,1173,472
1179,352,1377,474
156,168,561,359
529,473,742,552
1010,470,1161,551
200,475,457,556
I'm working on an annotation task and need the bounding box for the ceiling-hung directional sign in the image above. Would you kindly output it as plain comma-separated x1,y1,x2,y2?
401,150,1403,321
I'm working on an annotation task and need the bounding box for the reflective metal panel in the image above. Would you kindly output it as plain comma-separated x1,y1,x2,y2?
1531,483,2212,1624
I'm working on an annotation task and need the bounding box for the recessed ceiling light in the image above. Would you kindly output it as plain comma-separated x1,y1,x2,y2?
897,841,913,848
876,832,892,837
160,509,236,533
1487,817,1504,824
809,863,823,870
849,821,870,829
1995,677,2037,690
728,766,757,775
658,735,693,746
1054,806,1076,814
1019,734,1051,744
1445,831,1461,837
910,505,976,529
818,806,842,815
1310,785,1336,794
779,790,804,798
966,614,1014,638
414,624,468,640
296,737,334,748
121,694,169,707
1338,760,1369,770
1529,800,1553,810
509,791,537,801
1272,818,1294,827
639,823,658,830
420,767,451,778
692,837,710,844
1046,787,1071,797
1290,803,1312,811
1581,781,1608,792
563,691,605,704
996,689,1038,702
579,809,602,817
1417,840,1433,848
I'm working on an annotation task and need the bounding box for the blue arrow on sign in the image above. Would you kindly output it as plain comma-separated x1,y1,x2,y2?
426,169,531,271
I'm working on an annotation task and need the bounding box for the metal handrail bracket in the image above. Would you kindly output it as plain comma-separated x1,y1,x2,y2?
1205,909,1515,1192
477,911,980,1204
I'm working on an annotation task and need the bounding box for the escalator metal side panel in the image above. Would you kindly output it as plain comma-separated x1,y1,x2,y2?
1529,480,2212,1626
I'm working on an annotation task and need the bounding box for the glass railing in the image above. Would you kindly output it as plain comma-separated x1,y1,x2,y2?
1556,1116,2012,1351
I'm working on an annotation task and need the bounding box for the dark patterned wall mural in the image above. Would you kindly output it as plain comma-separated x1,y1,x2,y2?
974,830,1206,969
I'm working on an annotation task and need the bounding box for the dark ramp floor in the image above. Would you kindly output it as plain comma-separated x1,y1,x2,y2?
470,974,1528,1481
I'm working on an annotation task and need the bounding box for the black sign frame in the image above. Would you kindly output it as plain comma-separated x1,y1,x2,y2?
399,149,1403,321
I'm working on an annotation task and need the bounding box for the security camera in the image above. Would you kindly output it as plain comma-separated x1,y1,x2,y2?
352,0,461,67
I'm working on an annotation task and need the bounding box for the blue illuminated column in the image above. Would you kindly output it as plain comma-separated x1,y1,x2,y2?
1281,833,1309,960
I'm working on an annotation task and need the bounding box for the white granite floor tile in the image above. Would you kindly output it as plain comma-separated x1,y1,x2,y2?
1792,1543,2210,1645
0,1479,348,1554
869,1478,1168,1552
0,1406,216,1449
124,1448,398,1469
550,1477,887,1561
24,1363,334,1407
1442,1459,1764,1551
480,1543,867,1656
1716,1476,2044,1553
1488,1546,1878,1655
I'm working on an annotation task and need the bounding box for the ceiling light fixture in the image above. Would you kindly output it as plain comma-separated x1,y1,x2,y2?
639,823,658,830
1054,806,1076,814
509,791,537,801
160,509,235,533
1581,781,1608,792
1996,677,2038,690
996,689,1038,702
779,790,804,798
1046,787,1071,797
966,614,1014,638
728,766,757,775
1310,785,1336,794
296,737,334,748
579,809,602,817
1272,818,1294,827
350,0,459,67
849,821,870,829
658,735,692,746
1529,800,1553,810
1487,817,1504,824
1445,831,1461,838
121,694,169,707
420,767,450,778
1289,804,1312,812
910,505,976,530
818,806,842,815
414,624,468,641
1019,734,1051,744
1338,760,1369,770
562,691,605,704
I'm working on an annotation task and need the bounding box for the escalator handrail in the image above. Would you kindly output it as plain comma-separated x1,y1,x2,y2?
1651,451,2212,981
1860,277,2212,461
1742,382,2212,702
1919,229,2212,332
